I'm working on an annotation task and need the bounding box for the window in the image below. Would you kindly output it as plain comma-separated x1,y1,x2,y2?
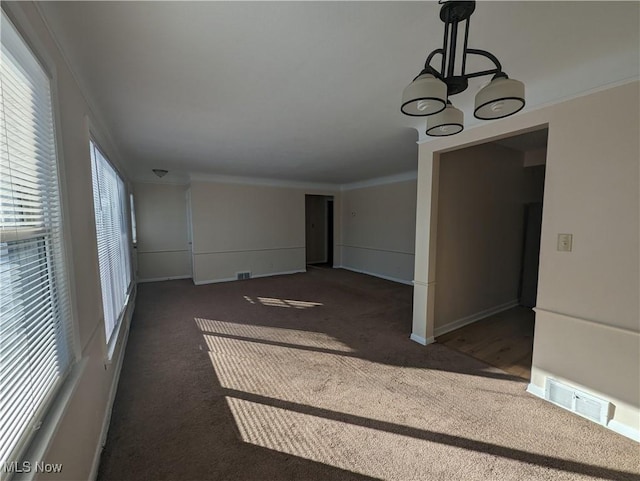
129,193,137,246
0,11,74,467
89,141,132,345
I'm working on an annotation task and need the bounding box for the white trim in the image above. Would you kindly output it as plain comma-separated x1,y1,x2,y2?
534,307,640,336
526,383,640,442
433,299,519,337
189,172,339,191
337,265,413,286
89,291,136,480
131,178,190,186
13,359,88,481
193,269,306,286
193,276,237,286
187,170,419,192
526,383,546,399
137,249,190,254
194,246,304,256
104,285,134,364
340,171,418,191
608,420,640,443
410,333,434,345
252,270,306,280
416,77,639,145
339,244,415,256
137,275,192,284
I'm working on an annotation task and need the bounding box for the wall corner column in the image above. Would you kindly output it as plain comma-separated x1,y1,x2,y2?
411,144,439,345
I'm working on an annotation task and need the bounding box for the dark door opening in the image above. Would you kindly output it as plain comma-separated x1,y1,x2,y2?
305,195,334,268
519,200,543,307
327,199,334,266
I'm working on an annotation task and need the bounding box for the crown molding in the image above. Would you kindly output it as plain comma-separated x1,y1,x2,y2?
189,172,340,192
340,171,418,191
416,76,640,145
33,2,130,180
132,179,190,187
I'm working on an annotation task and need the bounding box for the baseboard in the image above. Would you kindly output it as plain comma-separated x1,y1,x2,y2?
89,290,136,481
194,276,237,285
608,420,640,442
338,265,413,286
527,383,640,442
410,333,435,345
526,383,546,399
137,275,192,283
433,299,519,337
193,269,306,286
252,269,306,280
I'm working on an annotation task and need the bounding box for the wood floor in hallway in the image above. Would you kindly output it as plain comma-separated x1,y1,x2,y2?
437,306,535,380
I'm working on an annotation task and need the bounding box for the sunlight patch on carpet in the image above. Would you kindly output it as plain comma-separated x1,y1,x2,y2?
225,396,500,480
195,318,353,352
241,295,323,309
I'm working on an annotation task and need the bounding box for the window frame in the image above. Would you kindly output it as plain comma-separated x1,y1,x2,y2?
0,4,80,470
88,137,134,356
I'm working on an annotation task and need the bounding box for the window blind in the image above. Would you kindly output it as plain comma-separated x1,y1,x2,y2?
90,141,131,343
0,11,73,467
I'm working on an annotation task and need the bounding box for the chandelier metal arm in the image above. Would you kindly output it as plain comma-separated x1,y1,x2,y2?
421,47,503,83
464,48,502,76
401,0,525,133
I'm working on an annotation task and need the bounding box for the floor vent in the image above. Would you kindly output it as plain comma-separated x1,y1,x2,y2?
545,379,610,425
236,272,251,280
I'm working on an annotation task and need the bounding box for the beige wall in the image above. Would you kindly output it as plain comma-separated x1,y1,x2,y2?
190,181,340,284
413,81,640,437
434,144,525,333
4,2,136,479
340,179,417,283
133,182,191,281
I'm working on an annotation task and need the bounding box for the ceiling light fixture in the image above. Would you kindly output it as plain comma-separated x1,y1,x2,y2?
152,169,169,178
401,0,525,136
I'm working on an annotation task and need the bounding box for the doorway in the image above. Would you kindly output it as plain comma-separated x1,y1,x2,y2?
434,128,548,379
305,195,334,267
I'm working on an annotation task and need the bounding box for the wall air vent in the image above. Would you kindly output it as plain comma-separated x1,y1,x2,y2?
545,379,610,425
236,272,251,280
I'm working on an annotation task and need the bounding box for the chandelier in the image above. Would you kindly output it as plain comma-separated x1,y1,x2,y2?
401,1,525,136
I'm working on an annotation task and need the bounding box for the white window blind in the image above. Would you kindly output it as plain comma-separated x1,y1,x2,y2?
90,141,131,344
0,11,73,467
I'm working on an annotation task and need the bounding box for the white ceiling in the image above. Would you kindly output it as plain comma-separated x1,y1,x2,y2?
38,1,639,185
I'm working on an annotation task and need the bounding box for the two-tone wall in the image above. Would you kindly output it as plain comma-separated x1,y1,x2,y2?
189,181,341,284
412,81,640,439
133,182,191,282
340,176,417,284
137,176,419,286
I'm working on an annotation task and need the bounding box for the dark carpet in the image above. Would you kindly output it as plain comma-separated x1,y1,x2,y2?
97,268,640,481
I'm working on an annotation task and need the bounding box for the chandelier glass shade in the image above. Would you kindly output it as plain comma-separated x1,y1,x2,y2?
401,74,447,116
426,101,463,137
402,1,525,136
474,74,525,120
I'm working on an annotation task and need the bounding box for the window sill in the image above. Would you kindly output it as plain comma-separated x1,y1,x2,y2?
104,284,136,365
11,358,88,481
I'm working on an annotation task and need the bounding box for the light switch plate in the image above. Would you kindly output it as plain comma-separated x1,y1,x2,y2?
557,233,573,252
